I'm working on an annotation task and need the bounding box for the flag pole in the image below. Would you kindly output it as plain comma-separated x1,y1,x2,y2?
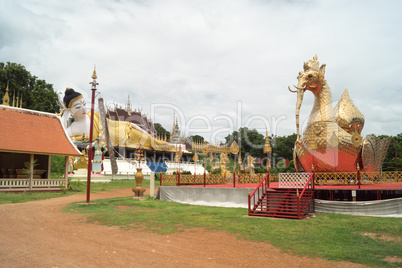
86,66,99,203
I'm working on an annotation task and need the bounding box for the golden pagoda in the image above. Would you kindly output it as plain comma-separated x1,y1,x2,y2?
1,81,10,106
263,128,272,169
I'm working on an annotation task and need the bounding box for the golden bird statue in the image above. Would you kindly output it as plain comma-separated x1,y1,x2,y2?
289,55,391,172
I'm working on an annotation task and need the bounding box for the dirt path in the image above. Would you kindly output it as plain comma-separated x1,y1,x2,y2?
0,188,366,268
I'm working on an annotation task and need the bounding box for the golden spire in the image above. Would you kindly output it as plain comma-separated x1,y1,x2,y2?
92,65,97,79
16,91,19,108
12,89,15,107
1,81,10,106
263,127,272,154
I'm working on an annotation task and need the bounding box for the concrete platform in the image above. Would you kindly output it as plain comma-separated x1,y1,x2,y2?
155,185,402,218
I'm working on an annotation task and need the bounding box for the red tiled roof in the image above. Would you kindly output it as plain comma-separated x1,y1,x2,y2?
0,106,81,156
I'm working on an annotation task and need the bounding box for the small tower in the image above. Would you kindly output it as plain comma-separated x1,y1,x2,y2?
125,95,132,113
1,81,10,106
170,112,182,144
263,128,272,170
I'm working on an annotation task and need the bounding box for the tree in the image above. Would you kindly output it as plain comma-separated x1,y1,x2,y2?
272,134,297,161
154,123,171,140
0,62,59,113
190,135,204,143
225,127,265,158
381,133,402,171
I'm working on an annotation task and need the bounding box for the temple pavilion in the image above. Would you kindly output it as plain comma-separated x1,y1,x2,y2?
0,105,81,191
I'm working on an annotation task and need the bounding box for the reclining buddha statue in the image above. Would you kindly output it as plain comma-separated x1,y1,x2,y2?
60,87,176,168
289,55,391,172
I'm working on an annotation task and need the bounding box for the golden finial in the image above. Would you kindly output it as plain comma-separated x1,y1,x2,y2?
92,65,97,79
230,140,239,155
193,151,199,162
264,127,272,154
12,89,15,107
2,81,10,106
16,91,19,108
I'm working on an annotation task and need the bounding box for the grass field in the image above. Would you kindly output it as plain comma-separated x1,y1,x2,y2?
0,177,144,204
1,178,401,267
64,195,402,268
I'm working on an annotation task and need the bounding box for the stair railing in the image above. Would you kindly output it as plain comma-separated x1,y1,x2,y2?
297,173,314,218
248,172,270,215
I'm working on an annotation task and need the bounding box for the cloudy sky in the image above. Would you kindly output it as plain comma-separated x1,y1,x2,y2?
1,0,401,143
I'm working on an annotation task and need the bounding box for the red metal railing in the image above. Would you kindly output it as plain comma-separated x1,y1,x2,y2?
297,173,314,218
248,172,270,215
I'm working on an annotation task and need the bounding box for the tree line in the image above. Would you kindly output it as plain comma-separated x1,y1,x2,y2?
0,62,59,113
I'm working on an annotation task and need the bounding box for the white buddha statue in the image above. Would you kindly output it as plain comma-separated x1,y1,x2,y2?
61,87,101,142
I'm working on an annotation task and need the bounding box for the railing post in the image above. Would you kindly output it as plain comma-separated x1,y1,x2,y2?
357,163,361,189
312,165,315,190
267,171,270,189
297,190,300,218
159,171,162,187
178,172,181,186
203,170,206,187
233,171,236,188
248,188,251,215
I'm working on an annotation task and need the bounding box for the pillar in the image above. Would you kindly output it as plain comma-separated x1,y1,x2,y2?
64,156,69,189
47,155,51,179
29,154,34,192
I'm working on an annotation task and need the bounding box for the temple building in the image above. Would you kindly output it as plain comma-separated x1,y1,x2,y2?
100,96,191,164
170,112,182,144
0,105,81,192
106,96,157,137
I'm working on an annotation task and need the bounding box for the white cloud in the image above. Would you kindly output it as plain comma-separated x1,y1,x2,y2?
1,0,401,141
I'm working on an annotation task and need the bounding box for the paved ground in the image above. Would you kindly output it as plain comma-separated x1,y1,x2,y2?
0,188,367,268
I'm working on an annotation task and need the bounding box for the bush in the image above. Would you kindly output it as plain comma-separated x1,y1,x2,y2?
51,155,65,177
173,171,192,175
211,168,221,174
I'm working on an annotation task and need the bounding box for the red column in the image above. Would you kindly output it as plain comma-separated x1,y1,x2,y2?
248,189,251,216
178,172,181,186
86,87,96,203
233,171,236,188
357,169,361,189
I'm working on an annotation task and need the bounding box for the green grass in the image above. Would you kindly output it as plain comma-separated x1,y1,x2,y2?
0,178,151,204
64,196,402,268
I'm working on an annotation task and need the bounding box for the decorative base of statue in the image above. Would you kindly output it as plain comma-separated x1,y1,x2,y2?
132,168,146,200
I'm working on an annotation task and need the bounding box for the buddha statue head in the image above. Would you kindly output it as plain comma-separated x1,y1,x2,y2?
63,87,86,120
